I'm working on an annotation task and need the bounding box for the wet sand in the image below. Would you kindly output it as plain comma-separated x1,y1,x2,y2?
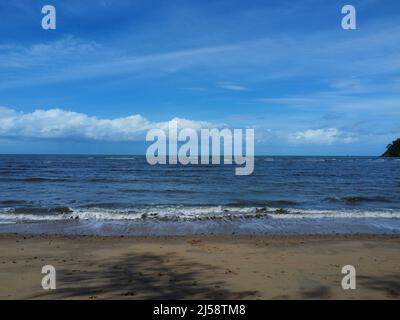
0,234,399,299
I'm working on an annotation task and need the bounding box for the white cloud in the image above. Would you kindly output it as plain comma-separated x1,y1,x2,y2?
0,107,213,141
0,35,100,69
257,97,317,105
1,20,400,89
217,82,248,91
289,128,357,145
0,36,238,89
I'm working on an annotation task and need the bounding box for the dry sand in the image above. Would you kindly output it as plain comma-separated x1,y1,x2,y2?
0,234,399,299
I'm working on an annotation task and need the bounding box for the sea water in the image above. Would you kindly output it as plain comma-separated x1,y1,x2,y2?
0,155,399,235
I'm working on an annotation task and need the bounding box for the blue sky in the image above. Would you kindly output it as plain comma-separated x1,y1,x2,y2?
0,0,399,155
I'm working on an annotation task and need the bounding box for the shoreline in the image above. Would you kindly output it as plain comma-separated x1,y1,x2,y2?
2,232,400,239
1,216,400,236
1,233,400,299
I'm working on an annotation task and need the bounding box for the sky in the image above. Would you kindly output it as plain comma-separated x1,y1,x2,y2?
0,0,399,155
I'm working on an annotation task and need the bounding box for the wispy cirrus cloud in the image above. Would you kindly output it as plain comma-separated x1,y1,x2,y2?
217,81,248,91
0,35,239,89
0,35,100,70
2,20,400,90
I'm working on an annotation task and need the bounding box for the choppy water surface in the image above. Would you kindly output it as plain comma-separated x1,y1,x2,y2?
0,155,399,235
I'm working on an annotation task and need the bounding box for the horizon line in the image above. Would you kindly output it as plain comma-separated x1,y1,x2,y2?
0,153,386,157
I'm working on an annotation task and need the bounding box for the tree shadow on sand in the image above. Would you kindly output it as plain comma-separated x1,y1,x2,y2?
358,274,400,298
301,286,332,299
29,251,258,299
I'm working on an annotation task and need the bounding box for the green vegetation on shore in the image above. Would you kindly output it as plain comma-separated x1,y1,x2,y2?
382,138,400,157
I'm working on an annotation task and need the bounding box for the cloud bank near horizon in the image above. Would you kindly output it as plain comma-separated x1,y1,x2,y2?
0,107,213,141
0,106,363,148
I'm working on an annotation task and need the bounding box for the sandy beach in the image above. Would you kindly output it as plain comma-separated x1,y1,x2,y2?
0,233,399,299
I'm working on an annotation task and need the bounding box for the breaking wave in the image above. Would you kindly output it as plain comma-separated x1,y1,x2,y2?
1,205,400,223
324,196,392,204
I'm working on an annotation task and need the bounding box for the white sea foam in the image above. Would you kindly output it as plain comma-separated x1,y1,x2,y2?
1,206,400,223
269,208,400,219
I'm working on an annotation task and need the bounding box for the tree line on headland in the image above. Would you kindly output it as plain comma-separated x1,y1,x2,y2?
382,138,400,157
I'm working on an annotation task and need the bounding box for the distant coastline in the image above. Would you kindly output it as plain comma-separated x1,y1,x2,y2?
382,138,400,157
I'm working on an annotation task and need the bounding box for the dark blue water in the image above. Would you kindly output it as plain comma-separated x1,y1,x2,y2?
0,155,399,235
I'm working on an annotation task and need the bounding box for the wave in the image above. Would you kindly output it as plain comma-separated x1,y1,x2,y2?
1,205,400,223
0,200,30,205
227,200,299,207
304,158,327,162
0,206,263,222
268,208,400,219
104,157,137,160
0,177,69,183
120,188,198,194
25,177,58,183
4,207,73,215
86,178,124,183
324,196,391,204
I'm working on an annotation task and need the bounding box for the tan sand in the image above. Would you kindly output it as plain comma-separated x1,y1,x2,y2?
0,234,399,299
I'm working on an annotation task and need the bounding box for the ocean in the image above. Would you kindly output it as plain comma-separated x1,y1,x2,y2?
0,155,399,235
